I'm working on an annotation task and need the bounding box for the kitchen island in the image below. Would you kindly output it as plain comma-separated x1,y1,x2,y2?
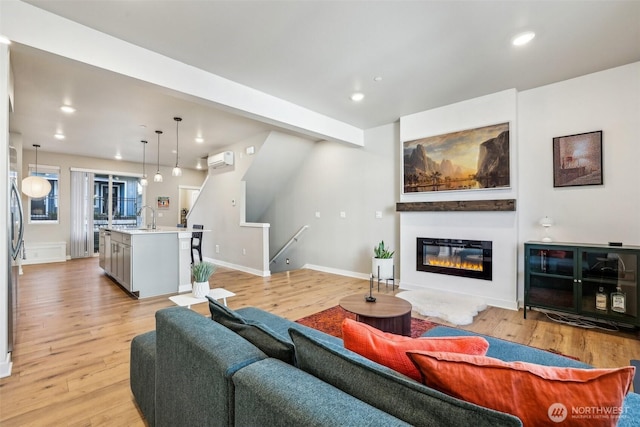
98,227,200,298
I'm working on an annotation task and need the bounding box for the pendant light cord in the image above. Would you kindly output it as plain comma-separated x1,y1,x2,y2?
174,117,181,167
34,144,40,175
156,131,162,173
142,140,146,176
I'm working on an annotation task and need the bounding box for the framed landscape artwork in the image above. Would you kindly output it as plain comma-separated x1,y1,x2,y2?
553,130,603,188
403,122,510,193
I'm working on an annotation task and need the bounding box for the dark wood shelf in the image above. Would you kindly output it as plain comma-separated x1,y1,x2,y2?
396,199,516,212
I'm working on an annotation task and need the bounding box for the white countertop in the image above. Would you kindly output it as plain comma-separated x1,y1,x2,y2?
103,226,209,235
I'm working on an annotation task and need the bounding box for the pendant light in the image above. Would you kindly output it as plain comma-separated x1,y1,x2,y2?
172,117,182,177
22,144,52,198
153,130,163,183
140,140,148,186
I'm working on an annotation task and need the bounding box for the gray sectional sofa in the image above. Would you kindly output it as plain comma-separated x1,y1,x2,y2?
130,302,640,426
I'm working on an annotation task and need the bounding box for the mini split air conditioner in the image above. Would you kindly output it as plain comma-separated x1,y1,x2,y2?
207,151,234,168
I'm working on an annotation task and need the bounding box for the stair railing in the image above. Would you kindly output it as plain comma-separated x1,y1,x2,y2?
270,225,309,264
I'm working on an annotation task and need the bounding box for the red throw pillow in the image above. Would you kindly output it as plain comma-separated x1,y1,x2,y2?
407,350,635,427
341,318,489,381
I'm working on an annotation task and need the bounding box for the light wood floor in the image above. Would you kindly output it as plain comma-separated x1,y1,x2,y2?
1,258,638,426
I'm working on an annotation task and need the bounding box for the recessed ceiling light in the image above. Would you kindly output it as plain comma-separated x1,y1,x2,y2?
54,133,65,140
350,92,365,102
512,31,535,46
195,137,204,143
114,154,122,160
0,36,11,45
373,76,383,82
60,105,76,113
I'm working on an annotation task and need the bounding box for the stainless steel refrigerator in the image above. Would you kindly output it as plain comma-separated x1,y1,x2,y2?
8,145,24,352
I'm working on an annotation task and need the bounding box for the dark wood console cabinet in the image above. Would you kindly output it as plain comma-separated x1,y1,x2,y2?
524,242,639,328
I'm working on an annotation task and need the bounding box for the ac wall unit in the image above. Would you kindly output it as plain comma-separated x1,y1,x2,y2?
207,151,234,168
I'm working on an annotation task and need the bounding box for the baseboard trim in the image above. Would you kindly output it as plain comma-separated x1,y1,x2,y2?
208,257,270,277
0,352,12,378
302,264,370,280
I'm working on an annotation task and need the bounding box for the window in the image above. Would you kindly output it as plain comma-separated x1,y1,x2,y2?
28,165,60,223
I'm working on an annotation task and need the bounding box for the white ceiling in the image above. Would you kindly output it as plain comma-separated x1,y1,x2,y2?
8,0,640,170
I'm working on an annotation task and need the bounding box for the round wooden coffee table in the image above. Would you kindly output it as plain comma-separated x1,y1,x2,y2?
339,294,412,336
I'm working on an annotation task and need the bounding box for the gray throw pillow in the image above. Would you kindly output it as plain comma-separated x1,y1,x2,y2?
207,297,294,364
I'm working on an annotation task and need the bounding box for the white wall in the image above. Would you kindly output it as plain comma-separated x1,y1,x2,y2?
517,62,640,298
188,132,272,276
396,63,640,308
398,90,519,309
260,122,399,278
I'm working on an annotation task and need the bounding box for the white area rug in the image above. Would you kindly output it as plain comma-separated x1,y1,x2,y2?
396,290,487,326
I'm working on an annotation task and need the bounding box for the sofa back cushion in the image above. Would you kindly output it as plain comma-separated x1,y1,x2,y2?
289,328,522,427
207,296,295,364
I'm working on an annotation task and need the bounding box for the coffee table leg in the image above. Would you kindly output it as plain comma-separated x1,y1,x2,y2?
356,314,411,336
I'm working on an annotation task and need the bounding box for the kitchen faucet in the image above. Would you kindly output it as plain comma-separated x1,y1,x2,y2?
137,205,157,229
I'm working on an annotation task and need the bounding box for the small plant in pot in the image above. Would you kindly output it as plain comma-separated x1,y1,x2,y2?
191,261,217,298
372,240,394,279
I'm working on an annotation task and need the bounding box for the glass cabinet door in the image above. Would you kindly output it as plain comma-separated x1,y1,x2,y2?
580,249,638,320
526,246,577,312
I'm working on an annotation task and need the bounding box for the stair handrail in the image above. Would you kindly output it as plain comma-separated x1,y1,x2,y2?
270,225,309,264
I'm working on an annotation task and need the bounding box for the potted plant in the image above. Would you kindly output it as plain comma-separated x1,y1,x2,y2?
372,240,394,280
191,261,217,298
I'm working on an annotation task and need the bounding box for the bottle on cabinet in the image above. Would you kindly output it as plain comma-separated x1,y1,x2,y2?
610,286,626,314
595,287,608,311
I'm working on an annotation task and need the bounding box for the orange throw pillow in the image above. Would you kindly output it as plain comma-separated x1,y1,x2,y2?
407,351,635,427
341,318,489,381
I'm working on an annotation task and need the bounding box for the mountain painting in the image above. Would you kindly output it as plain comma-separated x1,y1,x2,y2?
403,122,510,193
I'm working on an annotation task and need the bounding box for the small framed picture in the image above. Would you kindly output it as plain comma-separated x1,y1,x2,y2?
553,130,603,188
157,196,170,209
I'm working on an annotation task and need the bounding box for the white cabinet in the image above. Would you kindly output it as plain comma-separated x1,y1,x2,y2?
108,231,131,289
99,229,179,298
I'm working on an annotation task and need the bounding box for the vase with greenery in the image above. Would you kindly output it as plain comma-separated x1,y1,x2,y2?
372,241,394,279
191,261,216,298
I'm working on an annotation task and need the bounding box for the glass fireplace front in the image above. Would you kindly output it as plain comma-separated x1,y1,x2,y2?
416,238,492,281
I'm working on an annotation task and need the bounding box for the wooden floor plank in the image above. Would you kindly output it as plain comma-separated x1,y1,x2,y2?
1,257,637,425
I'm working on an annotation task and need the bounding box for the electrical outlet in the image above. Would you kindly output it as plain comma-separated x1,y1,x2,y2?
242,248,246,255
315,211,321,218
375,211,382,219
215,245,220,253
286,258,290,264
340,211,346,218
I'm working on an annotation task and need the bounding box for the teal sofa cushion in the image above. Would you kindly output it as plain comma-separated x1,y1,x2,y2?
130,331,156,426
207,296,295,364
233,358,412,426
289,328,522,427
422,326,590,368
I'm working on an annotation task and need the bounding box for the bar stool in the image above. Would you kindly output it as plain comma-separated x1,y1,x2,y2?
191,224,204,265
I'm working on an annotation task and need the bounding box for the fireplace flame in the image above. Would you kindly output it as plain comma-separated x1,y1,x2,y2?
426,257,483,271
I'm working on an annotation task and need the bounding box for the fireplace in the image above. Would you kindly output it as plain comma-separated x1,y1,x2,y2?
416,238,492,281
